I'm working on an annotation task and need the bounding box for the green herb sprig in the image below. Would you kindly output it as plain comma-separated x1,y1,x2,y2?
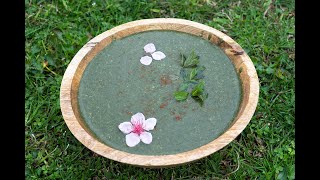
174,50,208,106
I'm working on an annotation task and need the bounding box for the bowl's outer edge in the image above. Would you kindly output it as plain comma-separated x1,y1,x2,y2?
60,18,259,168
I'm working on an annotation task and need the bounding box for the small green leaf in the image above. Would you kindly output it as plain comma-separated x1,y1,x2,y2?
191,80,205,96
174,91,189,101
191,88,203,97
183,50,199,68
180,53,186,66
189,68,198,80
192,91,208,106
194,66,206,80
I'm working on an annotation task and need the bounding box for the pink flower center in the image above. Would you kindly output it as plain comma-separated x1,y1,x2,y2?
132,123,144,135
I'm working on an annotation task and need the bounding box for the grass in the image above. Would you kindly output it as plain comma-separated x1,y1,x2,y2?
25,0,295,179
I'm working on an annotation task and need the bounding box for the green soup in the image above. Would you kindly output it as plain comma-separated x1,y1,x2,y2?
77,30,242,155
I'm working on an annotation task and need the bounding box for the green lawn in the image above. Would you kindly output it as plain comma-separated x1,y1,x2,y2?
25,0,295,179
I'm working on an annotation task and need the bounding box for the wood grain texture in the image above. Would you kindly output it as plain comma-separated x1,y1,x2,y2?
60,18,259,168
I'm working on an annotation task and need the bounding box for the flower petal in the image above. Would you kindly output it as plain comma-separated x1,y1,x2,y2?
126,133,140,147
140,132,153,144
118,122,133,134
151,51,166,60
143,118,157,131
144,43,156,53
140,56,153,65
131,112,145,126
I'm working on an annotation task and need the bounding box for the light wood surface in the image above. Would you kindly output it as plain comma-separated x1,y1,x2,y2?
60,18,259,168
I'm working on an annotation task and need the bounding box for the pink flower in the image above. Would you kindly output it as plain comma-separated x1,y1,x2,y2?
118,112,157,147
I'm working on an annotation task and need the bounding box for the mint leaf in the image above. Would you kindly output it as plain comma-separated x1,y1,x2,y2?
180,53,187,67
191,81,208,106
194,66,206,80
175,51,208,106
192,93,208,106
189,66,206,80
191,88,203,97
189,68,198,80
174,91,189,101
191,80,205,96
182,51,199,68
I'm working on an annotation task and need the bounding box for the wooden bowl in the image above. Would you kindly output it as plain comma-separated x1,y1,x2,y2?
60,18,259,168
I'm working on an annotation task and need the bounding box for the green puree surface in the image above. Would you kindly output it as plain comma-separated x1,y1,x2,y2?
77,30,242,155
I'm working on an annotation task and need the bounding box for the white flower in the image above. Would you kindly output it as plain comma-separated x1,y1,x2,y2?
118,112,157,147
140,43,166,65
144,43,156,53
151,51,166,60
140,56,153,66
